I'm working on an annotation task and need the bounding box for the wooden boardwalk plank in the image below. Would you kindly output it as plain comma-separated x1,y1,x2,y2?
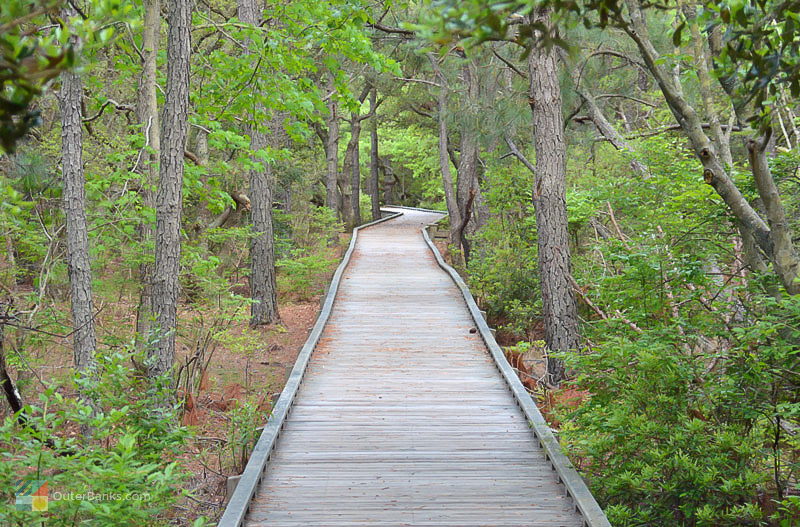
241,209,586,526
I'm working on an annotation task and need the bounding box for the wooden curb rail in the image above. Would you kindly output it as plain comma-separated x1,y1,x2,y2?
218,210,404,527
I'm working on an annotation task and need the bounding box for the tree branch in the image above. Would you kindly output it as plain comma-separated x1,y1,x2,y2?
393,77,440,88
492,48,527,79
595,93,657,108
367,22,414,37
504,135,536,175
82,99,134,124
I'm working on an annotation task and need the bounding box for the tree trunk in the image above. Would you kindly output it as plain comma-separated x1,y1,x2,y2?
380,157,396,205
58,10,96,371
238,0,280,326
150,0,191,379
350,117,362,227
342,117,363,230
369,88,381,221
528,9,580,385
455,59,486,265
456,130,480,263
429,55,461,246
134,0,161,352
0,325,24,415
324,79,340,217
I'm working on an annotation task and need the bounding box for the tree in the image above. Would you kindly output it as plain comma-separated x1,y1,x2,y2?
429,55,462,247
134,0,161,350
238,0,280,326
368,87,382,220
150,0,191,379
627,0,800,294
453,56,486,264
320,74,341,216
58,7,96,372
527,9,580,384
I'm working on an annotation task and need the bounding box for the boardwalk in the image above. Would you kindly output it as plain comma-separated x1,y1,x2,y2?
225,208,604,527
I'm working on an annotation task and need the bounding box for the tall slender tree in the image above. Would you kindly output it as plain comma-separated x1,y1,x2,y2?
341,85,372,230
454,58,484,264
238,0,280,326
134,0,161,350
528,9,580,385
323,75,340,215
429,55,462,246
368,87,381,221
58,7,96,372
150,0,191,379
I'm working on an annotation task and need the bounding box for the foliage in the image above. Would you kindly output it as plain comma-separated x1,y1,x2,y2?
467,164,540,335
276,206,343,301
0,350,194,526
551,137,800,526
0,0,133,152
226,400,261,474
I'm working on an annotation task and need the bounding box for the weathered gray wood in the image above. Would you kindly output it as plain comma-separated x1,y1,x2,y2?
220,207,606,527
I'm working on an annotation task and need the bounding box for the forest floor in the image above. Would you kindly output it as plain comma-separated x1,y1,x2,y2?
0,238,348,525
176,300,322,523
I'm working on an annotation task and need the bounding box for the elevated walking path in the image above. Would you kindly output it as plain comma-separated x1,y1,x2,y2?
220,208,609,527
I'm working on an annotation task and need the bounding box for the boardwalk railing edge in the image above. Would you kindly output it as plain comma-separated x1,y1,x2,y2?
421,220,612,527
218,210,404,527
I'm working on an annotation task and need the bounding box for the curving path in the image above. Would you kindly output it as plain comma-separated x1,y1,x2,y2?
230,208,597,527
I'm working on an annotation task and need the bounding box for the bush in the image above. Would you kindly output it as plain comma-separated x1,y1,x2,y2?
556,292,800,526
0,350,193,527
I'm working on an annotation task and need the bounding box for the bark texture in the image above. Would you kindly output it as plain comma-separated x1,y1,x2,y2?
349,115,362,228
528,10,580,385
134,0,161,351
323,78,340,215
238,0,279,326
58,18,96,371
150,0,191,378
369,88,381,221
341,118,361,230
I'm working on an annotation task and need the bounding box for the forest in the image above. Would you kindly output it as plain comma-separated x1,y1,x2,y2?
0,0,799,525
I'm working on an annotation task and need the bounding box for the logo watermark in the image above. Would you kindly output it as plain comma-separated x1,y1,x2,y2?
14,480,48,512
13,479,150,512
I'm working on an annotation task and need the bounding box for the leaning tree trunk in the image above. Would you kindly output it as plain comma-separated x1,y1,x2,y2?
238,0,279,326
369,88,381,221
528,10,580,385
621,0,800,294
58,12,96,372
150,0,191,379
134,0,161,352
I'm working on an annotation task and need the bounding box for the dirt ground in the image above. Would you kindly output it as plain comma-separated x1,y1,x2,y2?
176,299,323,524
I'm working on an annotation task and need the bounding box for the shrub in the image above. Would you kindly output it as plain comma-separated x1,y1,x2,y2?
0,350,194,526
